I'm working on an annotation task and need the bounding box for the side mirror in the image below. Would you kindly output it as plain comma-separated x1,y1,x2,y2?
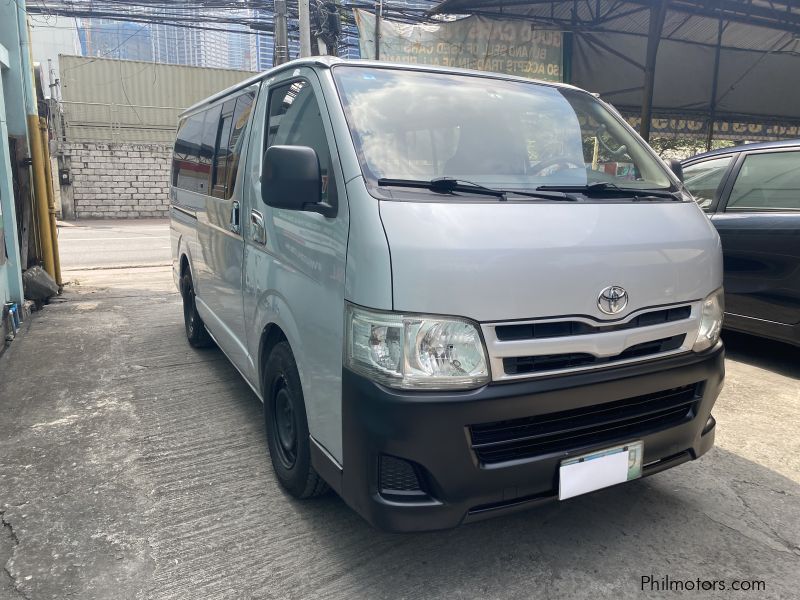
668,159,684,182
261,145,335,217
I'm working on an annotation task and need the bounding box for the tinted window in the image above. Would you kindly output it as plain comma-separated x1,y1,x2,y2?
212,100,236,198
196,105,221,195
225,91,256,198
727,151,800,211
173,113,204,192
267,80,335,204
683,156,733,210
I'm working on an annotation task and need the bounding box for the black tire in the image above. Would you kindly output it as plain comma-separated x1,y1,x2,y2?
263,342,329,499
180,271,214,348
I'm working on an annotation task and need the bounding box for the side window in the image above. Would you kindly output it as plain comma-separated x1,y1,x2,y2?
226,91,256,198
727,151,800,211
683,156,733,211
197,105,222,195
173,113,204,193
212,100,236,199
267,80,335,204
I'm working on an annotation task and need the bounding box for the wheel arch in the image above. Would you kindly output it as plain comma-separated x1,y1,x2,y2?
259,323,288,396
179,253,190,277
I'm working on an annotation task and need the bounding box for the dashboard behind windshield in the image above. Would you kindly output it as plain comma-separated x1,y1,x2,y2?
332,66,672,194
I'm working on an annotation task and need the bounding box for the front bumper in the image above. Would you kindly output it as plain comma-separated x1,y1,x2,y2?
336,344,724,532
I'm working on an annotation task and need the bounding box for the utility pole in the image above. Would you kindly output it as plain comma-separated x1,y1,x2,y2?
85,17,93,56
274,0,289,65
374,0,382,60
706,12,724,151
298,0,311,57
639,0,667,141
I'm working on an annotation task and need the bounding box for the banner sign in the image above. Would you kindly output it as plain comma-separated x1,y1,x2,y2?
622,113,800,141
354,10,563,82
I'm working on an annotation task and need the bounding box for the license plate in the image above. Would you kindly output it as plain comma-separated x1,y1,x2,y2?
558,441,643,500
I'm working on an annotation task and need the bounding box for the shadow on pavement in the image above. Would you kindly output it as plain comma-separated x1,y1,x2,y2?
722,330,799,379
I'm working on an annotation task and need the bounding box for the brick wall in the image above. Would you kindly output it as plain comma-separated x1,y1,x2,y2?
64,142,172,219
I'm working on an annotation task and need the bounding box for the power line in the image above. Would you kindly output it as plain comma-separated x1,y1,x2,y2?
25,0,446,66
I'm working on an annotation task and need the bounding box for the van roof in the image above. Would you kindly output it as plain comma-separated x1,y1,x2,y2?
682,138,800,163
181,57,587,117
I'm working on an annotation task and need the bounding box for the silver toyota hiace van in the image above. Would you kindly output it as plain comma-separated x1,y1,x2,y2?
170,58,724,531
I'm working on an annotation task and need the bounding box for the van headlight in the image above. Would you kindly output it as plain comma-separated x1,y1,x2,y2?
345,304,490,390
693,288,724,352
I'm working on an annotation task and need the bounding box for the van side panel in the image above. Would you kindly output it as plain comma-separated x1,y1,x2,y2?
241,67,350,463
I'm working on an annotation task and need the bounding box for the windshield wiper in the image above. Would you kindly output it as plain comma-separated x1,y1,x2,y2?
378,177,577,201
537,181,681,201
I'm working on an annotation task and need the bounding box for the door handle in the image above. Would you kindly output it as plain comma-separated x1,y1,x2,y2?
250,210,267,245
230,200,241,235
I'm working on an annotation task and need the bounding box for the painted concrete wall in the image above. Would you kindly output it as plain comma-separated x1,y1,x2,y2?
0,40,25,306
0,1,37,134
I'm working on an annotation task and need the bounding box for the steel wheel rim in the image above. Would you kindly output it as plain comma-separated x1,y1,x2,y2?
183,280,196,336
273,377,297,468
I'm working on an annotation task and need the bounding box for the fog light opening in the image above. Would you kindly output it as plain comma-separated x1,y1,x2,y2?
379,455,431,501
702,414,716,435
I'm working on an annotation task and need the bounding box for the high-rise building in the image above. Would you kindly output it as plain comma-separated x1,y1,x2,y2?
77,18,153,62
226,22,257,71
148,7,256,71
150,20,204,67
251,8,300,71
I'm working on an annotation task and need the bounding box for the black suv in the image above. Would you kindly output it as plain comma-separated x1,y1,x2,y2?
682,140,800,347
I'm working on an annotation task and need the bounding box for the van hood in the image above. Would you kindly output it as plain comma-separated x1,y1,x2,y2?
379,200,722,322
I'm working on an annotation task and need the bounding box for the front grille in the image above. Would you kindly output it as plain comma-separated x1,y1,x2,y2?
495,306,691,341
379,455,424,496
503,334,685,376
469,383,701,464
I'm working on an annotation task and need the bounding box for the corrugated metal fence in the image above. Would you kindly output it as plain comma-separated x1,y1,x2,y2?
57,55,257,143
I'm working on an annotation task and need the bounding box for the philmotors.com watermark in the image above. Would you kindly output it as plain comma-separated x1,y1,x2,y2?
641,575,766,593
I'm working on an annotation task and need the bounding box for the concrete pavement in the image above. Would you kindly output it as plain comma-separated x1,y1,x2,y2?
0,221,799,599
57,220,171,269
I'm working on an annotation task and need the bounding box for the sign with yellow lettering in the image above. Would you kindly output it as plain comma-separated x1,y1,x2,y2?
354,11,563,82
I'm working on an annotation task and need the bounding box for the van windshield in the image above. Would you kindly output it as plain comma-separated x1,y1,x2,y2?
332,66,672,195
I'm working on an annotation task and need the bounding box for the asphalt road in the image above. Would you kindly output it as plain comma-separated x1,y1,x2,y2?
1,220,798,599
58,219,171,269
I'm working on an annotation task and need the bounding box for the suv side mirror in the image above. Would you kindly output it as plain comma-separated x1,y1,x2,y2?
668,159,684,182
261,145,336,217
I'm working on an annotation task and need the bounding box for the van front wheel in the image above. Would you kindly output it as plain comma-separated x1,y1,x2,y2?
180,272,213,348
263,342,329,499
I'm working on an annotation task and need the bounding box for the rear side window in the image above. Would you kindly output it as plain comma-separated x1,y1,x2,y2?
173,113,204,193
212,100,236,198
225,91,256,197
683,156,733,210
173,90,255,198
197,105,222,196
727,151,800,211
267,80,336,205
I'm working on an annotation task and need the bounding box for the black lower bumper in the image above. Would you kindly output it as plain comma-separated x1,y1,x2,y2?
330,345,724,532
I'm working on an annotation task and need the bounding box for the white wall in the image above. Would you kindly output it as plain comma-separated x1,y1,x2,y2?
29,15,81,99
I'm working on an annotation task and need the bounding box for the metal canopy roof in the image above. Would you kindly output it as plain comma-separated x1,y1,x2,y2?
431,1,800,38
430,1,800,141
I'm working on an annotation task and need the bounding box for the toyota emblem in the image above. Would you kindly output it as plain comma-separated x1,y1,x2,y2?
598,286,628,315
